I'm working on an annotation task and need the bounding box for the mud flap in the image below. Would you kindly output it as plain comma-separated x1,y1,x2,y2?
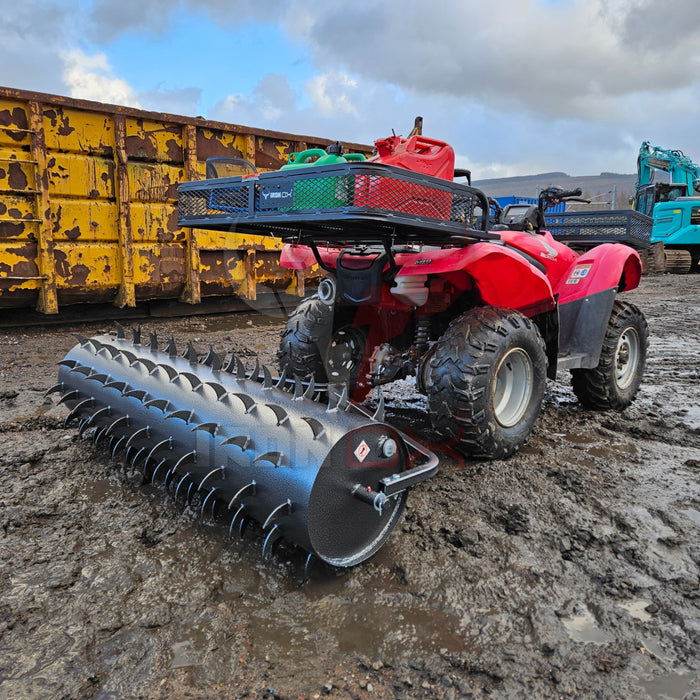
556,287,617,370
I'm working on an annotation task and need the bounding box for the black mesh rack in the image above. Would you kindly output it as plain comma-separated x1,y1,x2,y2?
178,162,499,245
544,210,653,250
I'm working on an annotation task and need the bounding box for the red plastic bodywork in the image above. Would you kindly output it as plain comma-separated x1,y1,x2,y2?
280,234,642,318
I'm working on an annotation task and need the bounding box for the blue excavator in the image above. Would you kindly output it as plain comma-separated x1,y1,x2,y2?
634,141,700,273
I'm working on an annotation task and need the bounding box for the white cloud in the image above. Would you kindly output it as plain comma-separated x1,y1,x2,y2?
306,73,359,117
61,50,142,107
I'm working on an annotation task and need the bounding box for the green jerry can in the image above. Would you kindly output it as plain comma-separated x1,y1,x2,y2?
282,142,366,209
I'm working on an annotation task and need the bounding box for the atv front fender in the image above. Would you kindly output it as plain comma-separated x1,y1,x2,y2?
555,243,641,303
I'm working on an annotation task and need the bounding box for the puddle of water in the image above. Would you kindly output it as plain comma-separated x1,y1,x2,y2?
562,606,612,644
638,668,698,699
171,640,199,669
641,636,676,663
619,599,652,622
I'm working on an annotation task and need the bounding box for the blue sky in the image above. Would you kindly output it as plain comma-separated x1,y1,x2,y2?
4,0,700,177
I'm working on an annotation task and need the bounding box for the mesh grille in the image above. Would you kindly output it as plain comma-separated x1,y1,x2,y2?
177,163,492,243
545,211,652,248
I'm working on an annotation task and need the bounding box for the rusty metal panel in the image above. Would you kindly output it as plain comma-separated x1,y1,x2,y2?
0,86,370,313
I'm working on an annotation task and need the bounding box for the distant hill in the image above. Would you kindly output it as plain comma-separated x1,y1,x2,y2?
473,172,638,208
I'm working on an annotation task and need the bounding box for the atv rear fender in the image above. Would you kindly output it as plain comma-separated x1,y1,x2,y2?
282,242,557,318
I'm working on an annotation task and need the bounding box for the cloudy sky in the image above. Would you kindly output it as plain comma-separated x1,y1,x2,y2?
4,0,700,177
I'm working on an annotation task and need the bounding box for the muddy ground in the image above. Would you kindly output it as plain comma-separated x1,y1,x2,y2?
0,274,698,700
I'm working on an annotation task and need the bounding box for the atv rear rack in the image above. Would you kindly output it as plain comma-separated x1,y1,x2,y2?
178,162,499,245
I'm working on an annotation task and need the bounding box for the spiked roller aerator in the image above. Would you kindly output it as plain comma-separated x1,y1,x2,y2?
49,326,437,568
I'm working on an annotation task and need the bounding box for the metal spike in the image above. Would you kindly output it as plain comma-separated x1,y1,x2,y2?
131,357,157,373
238,516,250,538
249,359,260,382
232,393,257,414
301,416,326,441
82,405,111,433
223,351,237,374
198,466,226,492
150,364,177,380
111,435,127,459
125,445,135,464
72,333,90,346
201,488,218,520
105,414,130,436
77,417,86,433
203,382,227,399
87,339,103,353
144,398,170,412
275,368,288,390
371,394,385,423
44,382,64,397
262,365,273,389
263,499,293,530
108,435,118,453
93,426,106,446
220,434,252,451
69,365,92,376
184,341,198,364
58,359,77,369
262,524,283,561
131,327,141,345
144,437,173,470
57,390,80,406
253,451,289,468
165,336,177,358
122,389,149,401
186,482,195,504
118,350,137,364
125,426,150,451
104,380,128,392
164,468,176,489
235,357,247,379
265,404,290,426
151,458,169,482
101,345,120,358
86,373,109,384
303,553,316,582
293,376,304,400
115,322,125,339
175,371,202,389
303,376,316,400
227,481,256,510
203,347,222,371
191,422,218,436
175,472,192,502
164,409,195,424
63,396,95,428
170,450,197,478
131,446,148,467
149,331,158,352
229,504,246,538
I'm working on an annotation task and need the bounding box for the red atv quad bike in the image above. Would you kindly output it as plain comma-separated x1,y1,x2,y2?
178,129,648,460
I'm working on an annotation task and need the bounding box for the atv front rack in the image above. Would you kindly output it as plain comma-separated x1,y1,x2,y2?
544,209,653,250
178,162,499,245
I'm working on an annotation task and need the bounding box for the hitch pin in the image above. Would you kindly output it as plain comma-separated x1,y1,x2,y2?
352,484,389,516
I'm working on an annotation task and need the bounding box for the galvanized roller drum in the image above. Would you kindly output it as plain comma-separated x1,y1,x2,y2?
49,327,437,568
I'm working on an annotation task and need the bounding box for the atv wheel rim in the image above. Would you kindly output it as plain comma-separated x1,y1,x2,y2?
614,327,640,390
326,328,364,381
492,348,534,428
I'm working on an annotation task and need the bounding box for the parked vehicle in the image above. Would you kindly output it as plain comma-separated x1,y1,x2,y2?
179,127,648,460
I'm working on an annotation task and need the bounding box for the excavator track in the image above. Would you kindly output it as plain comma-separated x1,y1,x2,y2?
664,249,693,274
